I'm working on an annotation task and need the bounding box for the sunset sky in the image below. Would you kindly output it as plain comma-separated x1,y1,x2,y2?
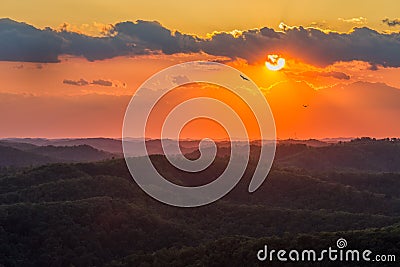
1,1,400,139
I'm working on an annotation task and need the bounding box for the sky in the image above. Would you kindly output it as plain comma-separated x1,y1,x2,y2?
1,1,400,139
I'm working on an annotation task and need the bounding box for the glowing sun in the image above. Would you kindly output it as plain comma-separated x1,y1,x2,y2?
265,54,285,71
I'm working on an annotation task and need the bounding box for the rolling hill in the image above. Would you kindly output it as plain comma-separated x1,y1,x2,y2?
0,143,115,167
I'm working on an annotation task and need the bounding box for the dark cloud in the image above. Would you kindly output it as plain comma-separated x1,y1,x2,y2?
0,18,63,62
322,71,350,80
382,18,400,27
206,26,400,67
63,79,89,86
368,64,379,71
286,70,350,80
91,79,113,87
112,20,200,55
307,71,350,80
63,78,124,87
2,18,400,68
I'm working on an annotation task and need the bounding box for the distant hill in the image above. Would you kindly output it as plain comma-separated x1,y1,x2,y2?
276,138,400,172
3,137,124,154
0,145,55,167
2,137,400,172
1,138,51,146
28,144,114,163
50,138,123,154
0,140,38,151
277,138,329,147
1,138,337,155
0,143,115,167
1,138,205,156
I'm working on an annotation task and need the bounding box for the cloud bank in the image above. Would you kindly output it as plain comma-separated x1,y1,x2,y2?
1,18,400,67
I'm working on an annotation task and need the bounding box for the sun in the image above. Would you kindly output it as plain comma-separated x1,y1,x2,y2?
265,54,285,71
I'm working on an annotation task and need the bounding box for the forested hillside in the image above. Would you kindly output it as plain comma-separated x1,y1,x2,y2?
1,140,399,266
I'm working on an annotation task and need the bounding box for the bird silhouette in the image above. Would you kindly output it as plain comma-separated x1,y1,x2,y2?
240,74,250,81
303,105,309,108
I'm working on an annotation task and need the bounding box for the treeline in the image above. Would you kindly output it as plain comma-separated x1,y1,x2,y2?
108,224,400,267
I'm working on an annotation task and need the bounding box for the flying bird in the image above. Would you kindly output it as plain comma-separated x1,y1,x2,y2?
303,105,309,108
240,74,250,81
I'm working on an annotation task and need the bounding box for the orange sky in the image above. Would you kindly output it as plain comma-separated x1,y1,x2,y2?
1,54,399,139
1,2,400,139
